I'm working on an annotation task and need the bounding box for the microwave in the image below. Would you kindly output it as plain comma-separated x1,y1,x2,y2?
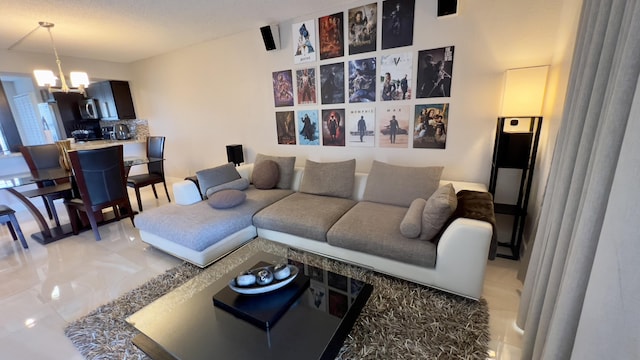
79,99,101,120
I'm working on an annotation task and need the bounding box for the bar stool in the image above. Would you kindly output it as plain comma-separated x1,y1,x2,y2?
0,205,29,249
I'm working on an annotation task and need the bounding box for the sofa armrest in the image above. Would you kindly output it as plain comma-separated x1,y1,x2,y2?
173,180,203,205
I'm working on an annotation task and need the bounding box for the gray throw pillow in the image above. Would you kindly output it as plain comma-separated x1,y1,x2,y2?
362,160,443,207
254,154,295,189
207,189,246,209
252,160,280,189
299,159,356,199
420,183,458,241
400,198,427,239
196,163,241,197
205,178,250,199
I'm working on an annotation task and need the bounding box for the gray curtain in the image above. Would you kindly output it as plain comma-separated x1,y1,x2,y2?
517,0,640,359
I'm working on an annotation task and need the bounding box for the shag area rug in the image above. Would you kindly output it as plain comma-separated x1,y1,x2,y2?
65,238,490,359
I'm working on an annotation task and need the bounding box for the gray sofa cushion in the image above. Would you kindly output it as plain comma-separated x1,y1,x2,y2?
207,189,246,209
420,183,458,241
362,160,443,207
254,154,295,189
327,201,437,268
252,160,280,189
253,192,357,242
205,178,250,198
299,159,356,199
196,163,241,198
400,198,427,238
136,186,293,251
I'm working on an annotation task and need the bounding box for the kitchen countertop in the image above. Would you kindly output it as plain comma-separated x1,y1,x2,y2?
71,139,145,150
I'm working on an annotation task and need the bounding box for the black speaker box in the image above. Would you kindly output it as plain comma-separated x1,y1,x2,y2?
496,132,533,168
437,0,458,17
260,25,280,51
226,144,244,166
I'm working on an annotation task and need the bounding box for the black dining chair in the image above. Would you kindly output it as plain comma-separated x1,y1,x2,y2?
126,136,171,212
0,205,28,249
20,144,72,226
64,145,135,241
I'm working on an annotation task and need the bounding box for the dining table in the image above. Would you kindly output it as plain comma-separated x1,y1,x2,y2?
0,156,161,245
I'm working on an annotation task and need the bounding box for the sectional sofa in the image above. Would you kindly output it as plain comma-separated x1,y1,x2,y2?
135,155,496,300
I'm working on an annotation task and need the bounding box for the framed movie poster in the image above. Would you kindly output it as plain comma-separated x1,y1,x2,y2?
321,108,345,146
296,68,317,105
319,12,344,60
272,70,294,107
348,57,376,103
293,19,317,64
320,63,345,104
348,3,377,55
347,107,375,147
297,110,320,145
380,52,413,101
416,46,455,98
381,0,415,49
413,104,448,149
275,111,296,145
378,105,409,148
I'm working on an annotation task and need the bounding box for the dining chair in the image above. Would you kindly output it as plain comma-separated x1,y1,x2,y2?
126,136,171,212
0,205,28,249
20,144,72,226
64,145,135,241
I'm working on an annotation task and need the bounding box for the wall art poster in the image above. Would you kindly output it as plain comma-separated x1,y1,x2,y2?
321,108,345,146
320,63,345,104
348,3,377,55
381,0,415,50
378,104,409,148
297,110,320,145
413,103,448,149
380,52,413,101
348,57,376,103
416,46,455,98
275,111,296,145
319,12,344,60
347,107,375,147
296,68,317,105
272,70,294,107
293,20,317,64
308,282,327,311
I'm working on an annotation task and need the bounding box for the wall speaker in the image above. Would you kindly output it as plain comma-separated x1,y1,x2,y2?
437,0,458,17
260,25,280,51
226,144,244,166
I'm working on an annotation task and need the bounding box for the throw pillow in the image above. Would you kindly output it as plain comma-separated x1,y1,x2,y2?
205,178,250,199
362,160,444,207
254,154,296,189
196,163,241,198
299,159,356,199
252,160,280,189
207,189,247,209
420,183,458,241
400,198,427,238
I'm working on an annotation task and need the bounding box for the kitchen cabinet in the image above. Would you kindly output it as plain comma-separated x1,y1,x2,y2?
86,80,136,120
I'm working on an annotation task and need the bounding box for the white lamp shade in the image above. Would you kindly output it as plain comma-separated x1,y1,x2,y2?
500,66,549,117
70,72,90,87
33,70,57,87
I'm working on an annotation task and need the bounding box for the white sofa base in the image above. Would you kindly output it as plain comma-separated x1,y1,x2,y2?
139,226,257,267
258,216,492,300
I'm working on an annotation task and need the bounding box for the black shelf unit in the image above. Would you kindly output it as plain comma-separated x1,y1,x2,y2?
489,116,542,260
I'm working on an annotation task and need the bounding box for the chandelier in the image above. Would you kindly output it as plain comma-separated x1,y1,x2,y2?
31,22,90,94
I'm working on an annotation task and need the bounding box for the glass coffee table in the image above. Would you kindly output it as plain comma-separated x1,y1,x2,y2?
126,239,373,360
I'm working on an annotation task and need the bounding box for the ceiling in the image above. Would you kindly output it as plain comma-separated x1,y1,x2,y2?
0,0,347,63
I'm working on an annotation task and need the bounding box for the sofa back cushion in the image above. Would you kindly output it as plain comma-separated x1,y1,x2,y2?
254,154,296,189
299,159,356,199
196,163,241,198
362,160,443,207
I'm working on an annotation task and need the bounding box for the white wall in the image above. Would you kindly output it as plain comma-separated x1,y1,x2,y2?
130,0,575,185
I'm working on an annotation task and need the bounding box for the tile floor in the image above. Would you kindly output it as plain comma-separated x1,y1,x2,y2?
0,184,523,359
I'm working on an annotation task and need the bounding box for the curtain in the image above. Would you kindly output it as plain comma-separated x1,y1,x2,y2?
517,0,640,359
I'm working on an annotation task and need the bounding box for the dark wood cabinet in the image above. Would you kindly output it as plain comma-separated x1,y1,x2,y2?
86,80,136,120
